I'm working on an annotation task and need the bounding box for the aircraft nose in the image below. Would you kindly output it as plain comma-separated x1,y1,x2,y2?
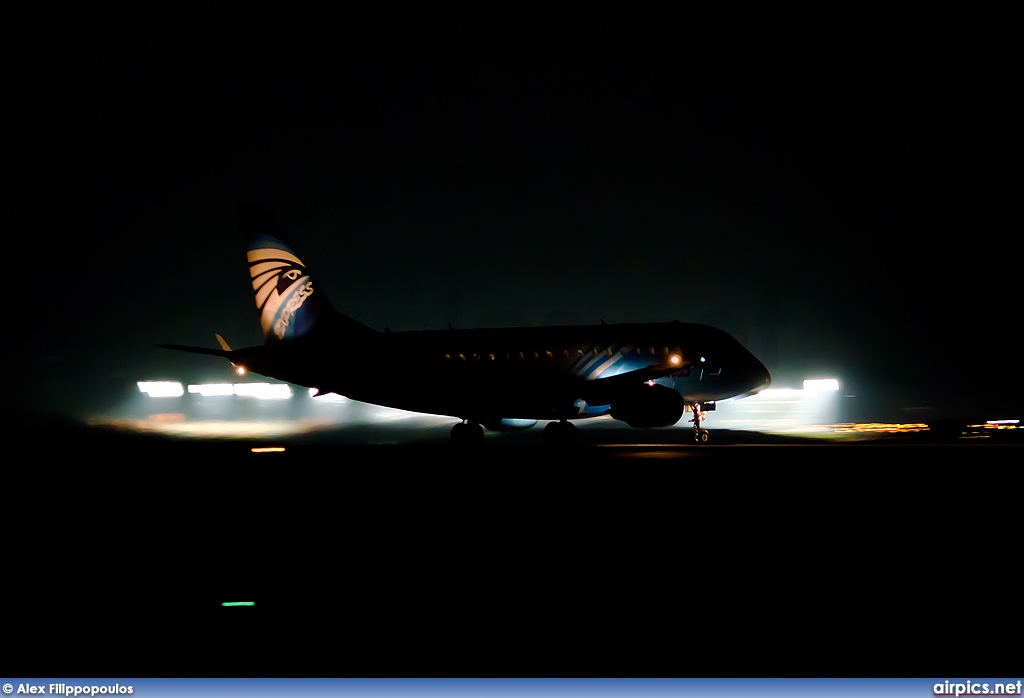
742,351,771,394
752,356,771,392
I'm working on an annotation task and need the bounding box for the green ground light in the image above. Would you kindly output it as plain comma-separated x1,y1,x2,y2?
221,601,255,606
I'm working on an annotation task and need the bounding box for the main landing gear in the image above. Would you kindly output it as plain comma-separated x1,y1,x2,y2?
451,418,577,445
543,419,577,446
691,403,710,444
450,420,484,445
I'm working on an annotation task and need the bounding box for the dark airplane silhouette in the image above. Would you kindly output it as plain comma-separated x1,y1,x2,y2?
161,205,771,444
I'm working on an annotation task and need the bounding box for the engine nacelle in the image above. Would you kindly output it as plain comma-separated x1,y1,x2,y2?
610,384,685,428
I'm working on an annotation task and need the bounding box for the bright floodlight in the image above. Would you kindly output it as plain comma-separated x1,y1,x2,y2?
233,382,292,399
669,354,681,366
188,383,235,397
309,387,347,403
235,366,246,376
137,381,184,398
803,378,840,392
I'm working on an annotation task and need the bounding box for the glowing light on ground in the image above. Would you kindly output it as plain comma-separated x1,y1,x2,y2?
188,383,235,397
121,375,938,441
711,380,842,433
90,416,338,438
233,383,292,399
137,381,184,397
309,388,348,403
251,446,286,453
357,406,456,424
832,422,929,433
802,378,840,391
755,388,804,396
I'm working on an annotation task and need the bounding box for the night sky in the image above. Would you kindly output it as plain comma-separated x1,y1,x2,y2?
7,5,1020,421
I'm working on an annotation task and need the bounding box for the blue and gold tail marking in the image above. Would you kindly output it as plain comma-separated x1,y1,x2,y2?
239,205,328,342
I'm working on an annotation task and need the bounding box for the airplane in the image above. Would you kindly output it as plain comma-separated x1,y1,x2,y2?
161,205,771,445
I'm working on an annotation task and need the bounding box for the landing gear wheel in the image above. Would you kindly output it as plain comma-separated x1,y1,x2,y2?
451,421,484,445
690,402,709,445
543,420,577,446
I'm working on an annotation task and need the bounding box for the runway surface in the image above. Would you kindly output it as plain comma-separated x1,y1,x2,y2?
4,417,1020,676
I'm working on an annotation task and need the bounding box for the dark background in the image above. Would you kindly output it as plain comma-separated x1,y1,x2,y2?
5,4,1020,422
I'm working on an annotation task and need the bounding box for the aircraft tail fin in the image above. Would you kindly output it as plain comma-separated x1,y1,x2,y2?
239,204,374,343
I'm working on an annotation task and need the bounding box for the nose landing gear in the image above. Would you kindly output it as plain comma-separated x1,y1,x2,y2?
690,403,709,444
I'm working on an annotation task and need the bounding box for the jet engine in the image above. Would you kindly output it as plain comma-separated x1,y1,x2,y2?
609,384,684,428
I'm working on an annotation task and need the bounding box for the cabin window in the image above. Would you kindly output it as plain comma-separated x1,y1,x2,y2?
621,347,629,355
488,353,495,361
563,349,570,358
458,353,466,361
504,352,510,360
578,349,584,356
635,347,641,355
649,346,655,355
663,346,669,355
444,354,451,361
545,350,553,359
473,353,480,360
518,351,524,360
606,347,613,356
533,351,539,359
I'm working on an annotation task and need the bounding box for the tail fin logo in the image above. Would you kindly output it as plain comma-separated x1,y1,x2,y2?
247,246,318,341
